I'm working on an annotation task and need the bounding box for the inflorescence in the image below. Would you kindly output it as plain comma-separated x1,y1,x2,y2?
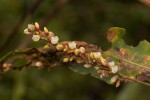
23,22,121,86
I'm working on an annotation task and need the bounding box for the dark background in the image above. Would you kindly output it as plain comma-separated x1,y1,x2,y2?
0,0,150,100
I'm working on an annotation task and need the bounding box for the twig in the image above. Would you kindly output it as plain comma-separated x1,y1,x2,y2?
0,48,39,63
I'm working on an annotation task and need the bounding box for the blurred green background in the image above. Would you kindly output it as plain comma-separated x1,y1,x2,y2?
0,0,150,100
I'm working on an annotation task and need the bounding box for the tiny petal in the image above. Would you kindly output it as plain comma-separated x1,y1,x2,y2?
111,66,118,73
24,28,31,35
32,35,40,42
35,22,40,30
56,44,64,51
51,36,59,44
110,76,118,84
84,64,91,68
44,27,48,33
68,42,76,49
79,47,86,54
63,58,69,62
108,61,115,67
28,24,35,32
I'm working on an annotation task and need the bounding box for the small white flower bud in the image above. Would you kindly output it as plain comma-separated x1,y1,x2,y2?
35,22,40,29
111,66,118,73
90,52,94,59
84,64,91,68
56,44,64,51
51,36,59,44
68,42,76,49
79,47,86,54
63,57,69,62
93,52,101,59
100,58,107,66
24,28,31,35
44,27,48,33
32,35,40,42
74,49,80,55
28,24,35,32
110,76,118,84
108,61,115,67
35,61,43,67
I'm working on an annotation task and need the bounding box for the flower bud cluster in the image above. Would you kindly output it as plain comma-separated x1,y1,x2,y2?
108,61,118,73
59,42,87,63
24,22,59,45
63,56,74,63
56,41,86,56
89,52,107,66
24,22,120,85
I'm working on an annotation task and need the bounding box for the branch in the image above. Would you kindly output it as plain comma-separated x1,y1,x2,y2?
0,22,150,87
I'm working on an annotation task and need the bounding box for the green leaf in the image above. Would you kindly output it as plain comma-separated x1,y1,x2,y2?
105,27,150,81
106,27,126,43
70,27,150,85
70,64,113,84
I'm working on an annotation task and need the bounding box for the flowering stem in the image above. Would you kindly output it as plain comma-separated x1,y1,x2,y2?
0,48,39,63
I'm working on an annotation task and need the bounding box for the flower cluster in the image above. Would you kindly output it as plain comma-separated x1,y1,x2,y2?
24,22,59,45
24,22,120,86
55,41,86,63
